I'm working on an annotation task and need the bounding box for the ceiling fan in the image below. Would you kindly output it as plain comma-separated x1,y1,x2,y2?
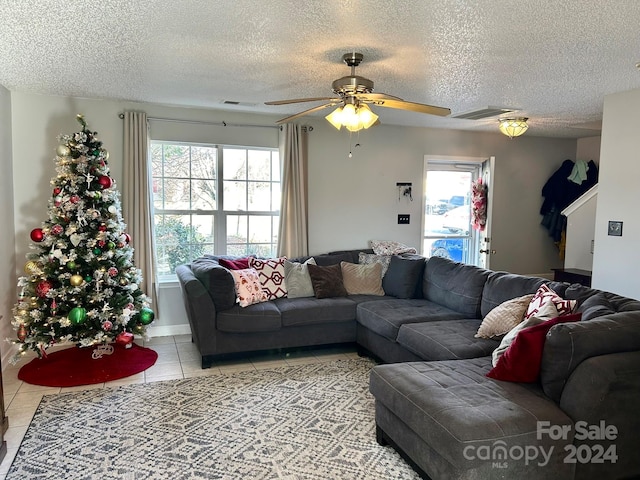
265,52,451,131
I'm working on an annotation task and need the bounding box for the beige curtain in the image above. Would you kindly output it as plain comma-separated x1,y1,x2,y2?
122,111,159,311
277,124,309,257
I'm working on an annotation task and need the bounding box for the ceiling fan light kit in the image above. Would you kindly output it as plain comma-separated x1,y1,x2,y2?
498,117,529,138
265,52,451,129
325,103,379,132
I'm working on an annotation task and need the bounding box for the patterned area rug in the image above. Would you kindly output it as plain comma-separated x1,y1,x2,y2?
7,358,420,479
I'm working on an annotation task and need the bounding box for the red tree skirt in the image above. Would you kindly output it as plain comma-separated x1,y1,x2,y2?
18,343,158,387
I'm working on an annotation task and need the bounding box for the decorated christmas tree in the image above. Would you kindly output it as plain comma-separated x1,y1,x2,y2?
11,115,154,362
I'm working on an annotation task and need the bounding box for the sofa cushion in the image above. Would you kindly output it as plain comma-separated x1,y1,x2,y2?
397,319,500,360
487,313,582,383
340,261,384,296
190,257,237,311
308,263,348,299
382,256,425,299
480,272,547,318
357,299,467,341
275,296,356,327
567,285,640,319
423,256,490,318
370,358,574,471
475,294,534,339
313,252,354,266
284,258,317,299
216,301,282,333
248,257,288,300
540,311,640,403
229,268,268,308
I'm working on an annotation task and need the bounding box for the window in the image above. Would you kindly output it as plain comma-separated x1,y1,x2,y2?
151,142,280,278
423,162,480,265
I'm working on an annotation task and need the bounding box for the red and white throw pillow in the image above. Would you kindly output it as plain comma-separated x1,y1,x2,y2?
248,257,288,300
524,284,576,320
230,268,268,307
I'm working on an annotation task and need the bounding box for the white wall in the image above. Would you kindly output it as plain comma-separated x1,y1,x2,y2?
0,86,15,366
593,88,640,299
564,191,597,271
576,135,601,165
9,92,578,337
305,118,576,275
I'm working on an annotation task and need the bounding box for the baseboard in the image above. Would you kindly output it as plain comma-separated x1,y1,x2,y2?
146,323,192,338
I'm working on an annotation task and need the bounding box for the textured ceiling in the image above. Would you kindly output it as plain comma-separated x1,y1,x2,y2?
1,0,640,138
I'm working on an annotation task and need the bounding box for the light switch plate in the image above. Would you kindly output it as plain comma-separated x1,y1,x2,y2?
608,221,623,236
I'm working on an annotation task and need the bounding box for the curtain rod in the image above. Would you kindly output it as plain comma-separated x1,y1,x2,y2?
117,113,312,131
118,113,279,130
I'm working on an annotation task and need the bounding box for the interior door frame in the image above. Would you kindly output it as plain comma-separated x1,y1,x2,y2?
423,155,493,267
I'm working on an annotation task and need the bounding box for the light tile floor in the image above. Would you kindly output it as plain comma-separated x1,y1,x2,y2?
0,335,359,478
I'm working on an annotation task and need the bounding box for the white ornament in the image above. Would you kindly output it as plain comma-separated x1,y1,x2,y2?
70,233,83,247
91,344,114,359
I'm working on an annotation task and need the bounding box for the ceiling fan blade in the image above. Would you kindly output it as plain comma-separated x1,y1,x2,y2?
265,97,338,105
275,103,337,124
359,92,404,101
372,99,451,117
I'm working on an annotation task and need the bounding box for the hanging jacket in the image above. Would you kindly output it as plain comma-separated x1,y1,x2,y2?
540,160,598,242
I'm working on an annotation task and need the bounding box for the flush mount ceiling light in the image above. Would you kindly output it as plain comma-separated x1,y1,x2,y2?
498,117,529,138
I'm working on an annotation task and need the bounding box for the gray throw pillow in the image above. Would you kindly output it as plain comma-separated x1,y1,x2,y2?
382,256,426,299
284,258,317,298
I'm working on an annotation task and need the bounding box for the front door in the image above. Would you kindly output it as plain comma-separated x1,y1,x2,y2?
423,156,493,268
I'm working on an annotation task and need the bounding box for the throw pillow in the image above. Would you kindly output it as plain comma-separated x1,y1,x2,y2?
358,252,392,277
492,300,559,366
370,240,417,256
382,256,425,299
248,257,287,300
487,313,582,382
475,294,535,339
307,263,348,299
340,261,384,296
525,284,576,320
219,257,251,270
230,268,268,308
284,257,317,298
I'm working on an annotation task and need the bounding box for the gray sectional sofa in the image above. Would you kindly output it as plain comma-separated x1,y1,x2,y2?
176,249,640,479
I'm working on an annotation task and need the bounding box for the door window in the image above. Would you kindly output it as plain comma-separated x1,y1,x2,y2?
423,163,480,265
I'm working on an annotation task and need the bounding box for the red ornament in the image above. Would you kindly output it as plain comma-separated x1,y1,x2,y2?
108,267,118,277
70,195,80,204
53,187,62,196
98,240,106,247
30,228,45,242
116,331,134,347
102,320,113,332
98,224,107,232
36,280,53,298
17,324,27,342
124,233,131,244
97,175,113,190
51,224,63,235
